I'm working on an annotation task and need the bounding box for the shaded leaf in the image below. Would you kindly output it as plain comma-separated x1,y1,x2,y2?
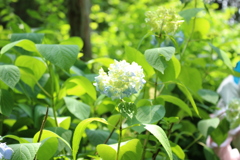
11,33,44,43
179,8,204,23
0,65,20,89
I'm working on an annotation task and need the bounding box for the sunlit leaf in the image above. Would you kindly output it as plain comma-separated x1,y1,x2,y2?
197,118,219,137
64,97,90,120
36,44,79,71
0,65,20,89
37,137,58,160
72,118,108,160
144,124,172,160
179,8,204,23
159,95,192,116
9,143,41,160
60,37,83,50
144,47,175,74
136,105,165,123
11,33,44,43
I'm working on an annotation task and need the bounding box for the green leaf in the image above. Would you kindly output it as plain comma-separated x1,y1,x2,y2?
37,137,58,160
97,139,142,160
178,66,202,94
87,57,114,69
10,33,44,43
170,142,185,160
203,146,219,160
179,8,204,23
118,101,137,119
136,105,165,124
58,117,71,130
4,135,30,144
96,144,116,160
72,118,108,160
33,130,71,150
209,43,232,70
61,76,96,100
107,114,121,132
125,46,155,78
36,44,79,71
0,65,20,89
144,124,172,160
210,118,230,146
177,83,199,116
144,47,175,74
159,95,192,116
159,56,181,82
1,39,38,54
0,89,14,116
197,118,219,137
86,129,118,146
9,143,41,160
64,97,90,120
15,56,47,88
60,37,83,50
198,89,219,104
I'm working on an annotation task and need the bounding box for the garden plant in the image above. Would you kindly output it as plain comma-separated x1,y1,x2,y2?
0,0,240,160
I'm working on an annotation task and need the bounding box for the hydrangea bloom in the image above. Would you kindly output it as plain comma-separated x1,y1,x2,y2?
226,98,240,129
94,60,146,100
0,143,13,160
145,7,183,35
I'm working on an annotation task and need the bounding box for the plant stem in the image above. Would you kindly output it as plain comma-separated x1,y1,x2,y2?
116,115,122,160
141,131,150,160
184,134,202,150
48,63,58,127
104,119,120,144
37,106,49,142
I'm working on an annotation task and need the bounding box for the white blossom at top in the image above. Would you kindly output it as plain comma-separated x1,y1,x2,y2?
94,60,146,100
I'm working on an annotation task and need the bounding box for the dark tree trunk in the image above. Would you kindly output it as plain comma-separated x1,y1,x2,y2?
68,0,92,61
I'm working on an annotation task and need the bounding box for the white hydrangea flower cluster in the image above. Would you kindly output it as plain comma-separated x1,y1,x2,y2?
145,7,183,35
94,60,146,100
226,98,240,129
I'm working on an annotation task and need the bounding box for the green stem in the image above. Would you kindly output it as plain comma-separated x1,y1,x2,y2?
141,131,150,160
116,115,122,160
35,81,52,98
184,134,202,150
48,63,58,127
180,0,197,58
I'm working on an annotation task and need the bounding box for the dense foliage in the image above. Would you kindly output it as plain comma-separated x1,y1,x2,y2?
0,0,240,160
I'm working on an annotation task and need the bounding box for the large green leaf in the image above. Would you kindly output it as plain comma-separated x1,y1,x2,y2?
198,89,219,104
0,39,38,54
209,43,232,70
144,124,172,160
8,143,41,160
86,129,118,146
159,95,192,116
36,44,79,71
178,66,202,94
158,56,181,82
0,65,20,89
61,76,96,100
72,118,108,160
0,89,14,116
179,8,204,23
136,105,165,124
33,130,71,150
96,144,116,160
210,118,230,146
170,142,185,160
97,139,143,160
177,83,199,116
197,118,219,137
125,46,155,78
60,37,83,50
15,56,47,88
10,33,44,43
4,135,29,144
64,97,90,120
144,47,175,74
37,137,58,160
